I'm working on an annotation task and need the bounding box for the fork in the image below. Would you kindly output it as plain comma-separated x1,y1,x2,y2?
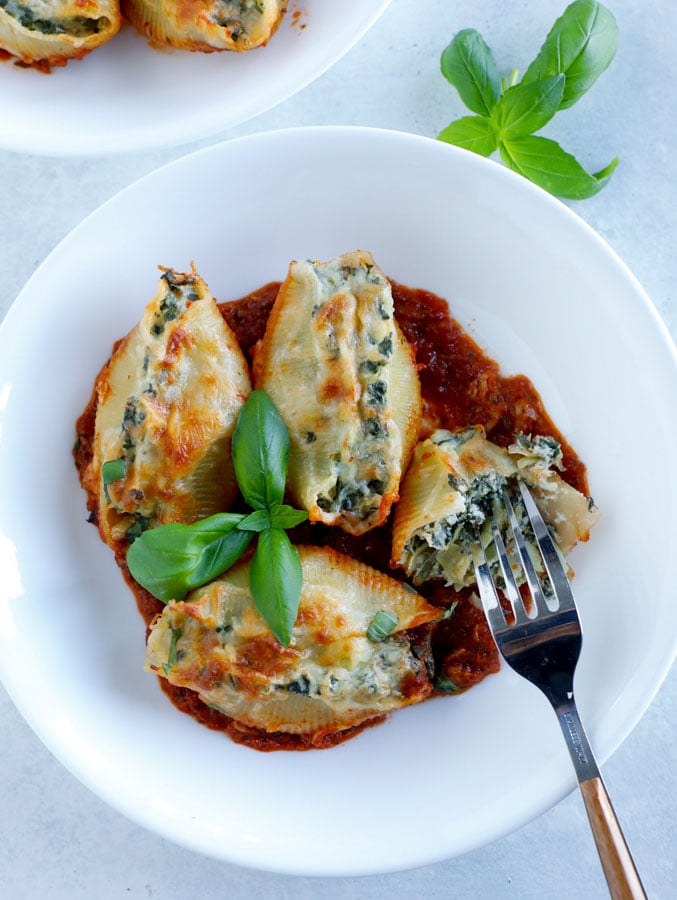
472,480,647,900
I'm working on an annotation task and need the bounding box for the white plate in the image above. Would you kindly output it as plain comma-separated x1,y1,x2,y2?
0,127,675,876
0,2,390,156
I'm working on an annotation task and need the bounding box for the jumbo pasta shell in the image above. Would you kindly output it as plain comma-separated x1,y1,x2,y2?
145,545,440,736
0,0,120,67
253,251,422,535
392,427,599,588
121,0,286,52
84,267,251,551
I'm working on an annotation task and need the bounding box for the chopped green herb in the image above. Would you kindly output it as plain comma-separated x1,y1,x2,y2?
367,611,399,643
436,1,619,200
102,458,126,485
439,600,459,620
125,391,307,645
435,674,462,694
162,627,182,676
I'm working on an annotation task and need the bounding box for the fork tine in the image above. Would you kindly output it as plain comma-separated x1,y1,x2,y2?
501,488,549,615
517,480,576,611
471,541,508,633
490,520,530,623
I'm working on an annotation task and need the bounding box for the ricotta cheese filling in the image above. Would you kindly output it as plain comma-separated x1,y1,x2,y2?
396,427,598,589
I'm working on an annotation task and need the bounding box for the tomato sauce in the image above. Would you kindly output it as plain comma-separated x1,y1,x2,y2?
74,278,589,751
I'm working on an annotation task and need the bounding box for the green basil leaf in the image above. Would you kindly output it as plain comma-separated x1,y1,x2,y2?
522,1,618,109
438,115,499,157
250,528,302,647
500,135,618,199
367,611,398,643
440,29,502,117
232,390,289,510
492,75,564,140
126,512,252,603
268,504,309,530
238,509,272,532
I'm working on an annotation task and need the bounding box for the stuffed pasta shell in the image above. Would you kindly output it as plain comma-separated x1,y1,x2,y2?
82,267,251,552
392,427,599,588
122,0,286,53
146,546,440,738
254,251,422,535
0,0,120,67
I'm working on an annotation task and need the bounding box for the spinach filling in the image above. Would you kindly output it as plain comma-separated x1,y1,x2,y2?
0,0,109,37
212,0,265,39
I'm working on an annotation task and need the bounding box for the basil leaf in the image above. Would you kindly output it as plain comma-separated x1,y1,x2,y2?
440,29,502,117
438,115,498,157
268,504,309,530
126,513,252,603
367,611,398,643
492,75,564,140
522,1,618,109
238,509,272,532
250,528,302,647
232,390,289,510
500,136,618,199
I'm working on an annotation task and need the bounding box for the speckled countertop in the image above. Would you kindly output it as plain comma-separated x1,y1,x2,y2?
0,1,675,897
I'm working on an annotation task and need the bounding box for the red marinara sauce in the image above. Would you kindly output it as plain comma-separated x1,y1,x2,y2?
75,278,589,751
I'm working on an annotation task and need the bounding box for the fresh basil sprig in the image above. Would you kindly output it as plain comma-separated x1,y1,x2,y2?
437,1,619,200
126,390,308,646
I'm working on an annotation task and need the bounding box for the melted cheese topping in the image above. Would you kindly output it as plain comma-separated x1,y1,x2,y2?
392,427,599,588
145,546,440,735
84,268,251,551
254,251,421,535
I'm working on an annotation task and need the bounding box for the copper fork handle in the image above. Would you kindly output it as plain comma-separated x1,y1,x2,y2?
580,777,647,900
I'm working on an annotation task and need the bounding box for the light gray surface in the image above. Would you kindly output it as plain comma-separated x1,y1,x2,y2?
0,1,675,897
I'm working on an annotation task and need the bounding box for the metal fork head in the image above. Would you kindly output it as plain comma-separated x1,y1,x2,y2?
472,479,583,709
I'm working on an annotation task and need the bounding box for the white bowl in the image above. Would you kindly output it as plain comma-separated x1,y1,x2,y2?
0,126,675,875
